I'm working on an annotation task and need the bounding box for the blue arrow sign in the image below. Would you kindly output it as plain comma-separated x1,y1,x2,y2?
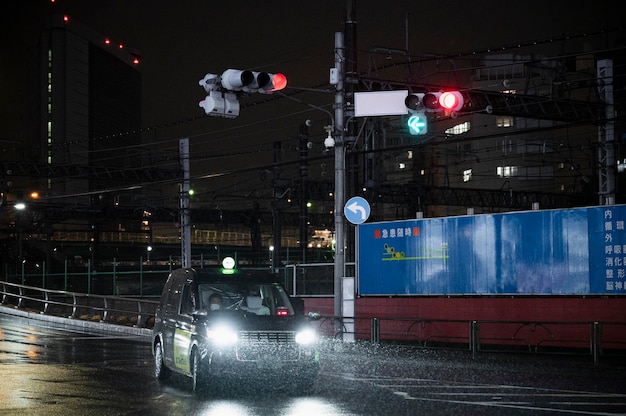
344,196,371,225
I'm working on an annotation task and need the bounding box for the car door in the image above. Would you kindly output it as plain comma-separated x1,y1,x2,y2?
160,275,185,370
172,281,195,374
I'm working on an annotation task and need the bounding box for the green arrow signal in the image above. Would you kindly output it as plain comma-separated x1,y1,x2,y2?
407,113,427,135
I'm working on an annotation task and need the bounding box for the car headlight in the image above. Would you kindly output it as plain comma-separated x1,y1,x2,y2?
207,325,238,346
295,328,317,345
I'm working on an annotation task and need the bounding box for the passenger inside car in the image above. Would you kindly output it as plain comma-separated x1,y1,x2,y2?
207,293,223,311
241,295,270,315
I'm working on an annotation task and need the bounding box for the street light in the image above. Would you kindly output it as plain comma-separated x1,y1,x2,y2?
14,200,26,277
269,245,275,271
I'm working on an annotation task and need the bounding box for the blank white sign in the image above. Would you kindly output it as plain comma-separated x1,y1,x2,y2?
354,90,409,117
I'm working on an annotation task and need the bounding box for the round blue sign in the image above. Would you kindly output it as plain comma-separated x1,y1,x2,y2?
344,196,371,224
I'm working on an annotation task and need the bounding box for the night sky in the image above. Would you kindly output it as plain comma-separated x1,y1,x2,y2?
2,0,623,206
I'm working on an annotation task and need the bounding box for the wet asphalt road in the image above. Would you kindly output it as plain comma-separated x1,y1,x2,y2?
1,313,625,415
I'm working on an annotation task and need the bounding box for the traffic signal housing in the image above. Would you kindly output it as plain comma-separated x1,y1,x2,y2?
405,91,464,112
404,90,464,135
199,90,240,119
220,69,287,93
198,69,288,118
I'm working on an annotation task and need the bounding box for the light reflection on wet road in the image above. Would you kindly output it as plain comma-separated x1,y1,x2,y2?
1,313,625,416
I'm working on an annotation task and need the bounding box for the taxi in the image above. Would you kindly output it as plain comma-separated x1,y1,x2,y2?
151,259,321,392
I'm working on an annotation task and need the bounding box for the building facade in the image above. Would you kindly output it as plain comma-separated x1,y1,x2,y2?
33,14,141,205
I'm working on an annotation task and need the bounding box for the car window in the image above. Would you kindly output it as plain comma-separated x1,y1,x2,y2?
197,283,294,315
180,284,194,316
163,276,185,316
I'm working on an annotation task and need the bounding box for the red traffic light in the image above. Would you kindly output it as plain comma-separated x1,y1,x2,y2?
439,91,464,111
268,73,287,92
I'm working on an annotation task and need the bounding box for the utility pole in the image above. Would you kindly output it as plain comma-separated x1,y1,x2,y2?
597,59,615,205
179,138,191,268
333,31,345,334
299,122,310,263
272,141,283,272
344,0,358,264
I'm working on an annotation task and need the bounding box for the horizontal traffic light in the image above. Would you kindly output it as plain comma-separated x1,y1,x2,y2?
405,91,464,112
220,69,287,93
198,69,288,118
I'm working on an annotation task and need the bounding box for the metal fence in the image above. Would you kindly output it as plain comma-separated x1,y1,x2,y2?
313,315,626,366
3,259,347,297
0,280,159,329
281,262,354,296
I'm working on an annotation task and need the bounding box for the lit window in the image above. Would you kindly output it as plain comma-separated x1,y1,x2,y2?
497,166,518,177
463,169,472,182
496,116,514,127
445,121,471,135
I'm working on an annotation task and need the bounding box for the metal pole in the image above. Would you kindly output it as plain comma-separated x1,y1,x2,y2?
299,123,309,264
333,31,346,334
597,59,615,205
179,138,191,268
272,141,283,273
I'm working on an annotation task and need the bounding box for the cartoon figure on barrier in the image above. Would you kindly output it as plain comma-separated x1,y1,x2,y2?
381,243,449,265
382,243,405,260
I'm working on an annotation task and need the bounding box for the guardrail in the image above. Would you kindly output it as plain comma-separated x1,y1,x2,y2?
315,315,626,366
0,280,159,329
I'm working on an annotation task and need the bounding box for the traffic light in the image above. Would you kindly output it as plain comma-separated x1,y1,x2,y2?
407,112,427,135
438,91,464,111
220,69,287,93
199,90,240,118
198,69,287,118
404,91,464,135
404,91,464,112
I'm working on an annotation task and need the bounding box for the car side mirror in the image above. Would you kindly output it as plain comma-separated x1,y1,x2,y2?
307,311,322,321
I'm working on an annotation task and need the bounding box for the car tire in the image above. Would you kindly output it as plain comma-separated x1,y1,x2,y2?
154,340,171,380
190,347,208,392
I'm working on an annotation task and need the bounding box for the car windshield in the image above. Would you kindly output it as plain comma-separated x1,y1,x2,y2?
197,282,294,315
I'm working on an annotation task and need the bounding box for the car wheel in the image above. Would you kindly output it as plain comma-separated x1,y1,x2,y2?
190,347,208,392
154,341,171,380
